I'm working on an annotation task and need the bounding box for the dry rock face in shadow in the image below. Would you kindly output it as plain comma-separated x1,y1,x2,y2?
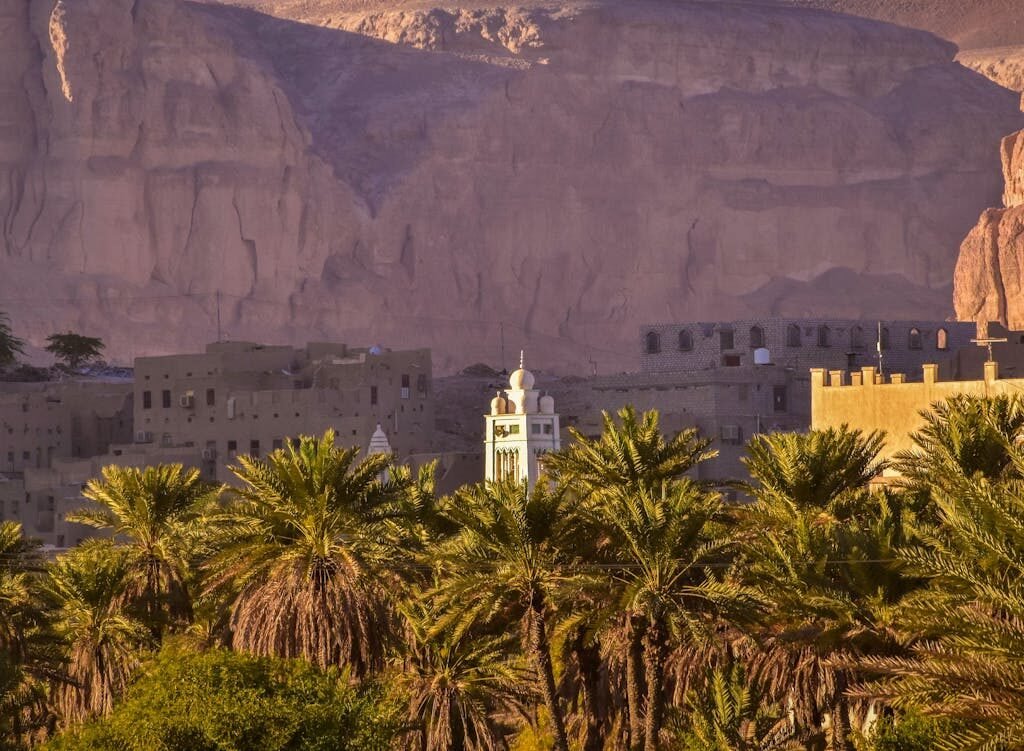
2,0,1022,372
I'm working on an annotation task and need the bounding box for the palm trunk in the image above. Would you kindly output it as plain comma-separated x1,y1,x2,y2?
573,633,604,751
642,616,666,751
529,592,570,751
828,673,851,751
626,613,646,751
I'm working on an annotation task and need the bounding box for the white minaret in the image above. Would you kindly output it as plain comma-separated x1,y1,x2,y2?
484,352,561,489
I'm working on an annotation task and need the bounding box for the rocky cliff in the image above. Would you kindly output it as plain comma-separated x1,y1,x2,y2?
954,130,1024,328
3,0,1022,372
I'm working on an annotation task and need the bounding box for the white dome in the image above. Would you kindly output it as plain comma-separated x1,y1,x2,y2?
490,393,507,415
539,394,555,414
509,367,535,390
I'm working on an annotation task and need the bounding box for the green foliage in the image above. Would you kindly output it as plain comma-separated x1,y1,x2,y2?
674,665,795,751
203,430,414,675
0,312,25,367
893,394,1024,492
544,405,716,496
43,645,400,751
44,333,104,370
863,711,949,751
742,426,887,509
70,464,218,637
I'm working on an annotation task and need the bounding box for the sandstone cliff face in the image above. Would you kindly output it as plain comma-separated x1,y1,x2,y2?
954,130,1024,328
3,0,1023,372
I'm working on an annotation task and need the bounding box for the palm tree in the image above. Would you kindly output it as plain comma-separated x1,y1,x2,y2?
68,463,217,636
742,427,887,509
855,471,1024,750
601,480,748,751
676,664,798,751
428,480,592,751
0,522,50,746
44,541,151,725
545,405,717,749
737,489,920,751
396,603,530,751
892,393,1024,497
203,430,411,675
544,406,715,497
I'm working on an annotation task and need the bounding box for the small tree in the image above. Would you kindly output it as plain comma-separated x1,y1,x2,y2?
45,332,104,370
0,312,24,367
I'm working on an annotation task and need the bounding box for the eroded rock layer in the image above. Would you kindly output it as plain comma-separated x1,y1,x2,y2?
3,0,1023,371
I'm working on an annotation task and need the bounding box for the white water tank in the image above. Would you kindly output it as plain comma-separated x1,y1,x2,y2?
753,347,771,365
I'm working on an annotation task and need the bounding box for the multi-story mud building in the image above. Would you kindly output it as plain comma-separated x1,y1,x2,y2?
131,341,433,482
0,379,134,546
0,341,436,548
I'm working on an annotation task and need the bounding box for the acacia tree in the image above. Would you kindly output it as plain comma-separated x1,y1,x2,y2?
44,333,104,371
0,313,24,367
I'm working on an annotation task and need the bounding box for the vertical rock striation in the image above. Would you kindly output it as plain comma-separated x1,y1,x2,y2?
2,0,1023,371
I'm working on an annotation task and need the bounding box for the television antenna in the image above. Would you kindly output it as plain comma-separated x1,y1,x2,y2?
971,336,1008,362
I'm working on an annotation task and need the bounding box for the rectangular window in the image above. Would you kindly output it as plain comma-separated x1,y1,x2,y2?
532,424,541,434
722,354,741,367
206,388,215,406
719,329,735,350
417,373,428,395
272,439,283,451
161,390,171,408
370,386,378,406
401,374,410,399
773,385,787,413
720,425,743,445
509,424,520,435
227,440,237,454
143,391,152,409
250,439,260,457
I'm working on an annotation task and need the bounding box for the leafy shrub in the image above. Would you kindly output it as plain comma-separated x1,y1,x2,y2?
45,645,401,751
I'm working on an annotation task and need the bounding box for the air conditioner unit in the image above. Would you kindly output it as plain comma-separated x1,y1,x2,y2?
179,393,194,408
201,448,217,461
135,430,153,444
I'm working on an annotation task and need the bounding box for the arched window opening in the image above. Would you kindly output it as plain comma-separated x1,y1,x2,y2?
850,326,864,350
878,326,890,351
749,326,765,349
645,331,661,355
936,328,948,350
817,325,831,348
908,327,922,350
786,324,801,348
678,329,693,352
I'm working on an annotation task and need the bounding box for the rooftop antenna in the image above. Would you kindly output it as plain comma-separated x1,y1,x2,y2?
972,336,1008,362
876,321,884,376
216,290,223,343
499,322,506,374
